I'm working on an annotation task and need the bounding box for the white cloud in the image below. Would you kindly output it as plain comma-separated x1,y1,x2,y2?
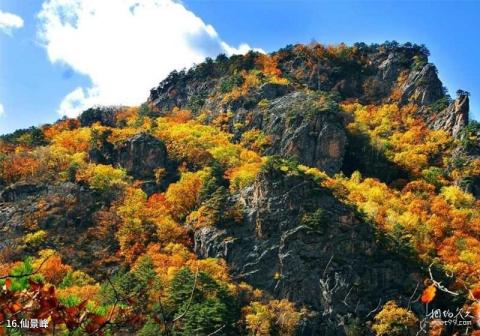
0,10,24,35
38,0,263,117
220,42,264,56
0,103,4,117
58,87,90,118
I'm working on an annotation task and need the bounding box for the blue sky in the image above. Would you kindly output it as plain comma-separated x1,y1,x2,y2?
0,0,479,135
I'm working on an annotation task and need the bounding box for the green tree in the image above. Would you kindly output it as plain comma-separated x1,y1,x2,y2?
168,268,239,335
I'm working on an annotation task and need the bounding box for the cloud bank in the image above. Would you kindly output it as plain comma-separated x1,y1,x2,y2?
38,0,263,117
0,103,4,117
0,10,24,35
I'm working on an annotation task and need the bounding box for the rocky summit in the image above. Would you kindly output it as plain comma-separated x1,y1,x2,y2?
1,42,480,335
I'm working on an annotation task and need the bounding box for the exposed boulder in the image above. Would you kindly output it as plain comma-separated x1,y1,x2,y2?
234,92,347,175
400,63,444,106
115,133,168,179
377,52,401,82
87,132,177,192
88,146,115,165
430,93,469,137
194,171,422,334
79,107,118,127
149,70,217,113
0,183,46,202
0,182,117,275
258,82,293,100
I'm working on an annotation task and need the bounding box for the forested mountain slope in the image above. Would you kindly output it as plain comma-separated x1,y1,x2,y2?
1,42,480,335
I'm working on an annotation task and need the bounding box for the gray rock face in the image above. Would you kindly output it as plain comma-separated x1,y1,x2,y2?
149,70,217,113
258,82,292,100
234,92,347,175
377,52,401,82
430,94,469,137
79,107,118,127
0,183,46,202
0,182,116,274
264,104,346,175
194,171,421,334
400,63,444,106
116,133,168,179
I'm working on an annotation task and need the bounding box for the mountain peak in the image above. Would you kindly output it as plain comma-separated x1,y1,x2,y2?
1,41,479,336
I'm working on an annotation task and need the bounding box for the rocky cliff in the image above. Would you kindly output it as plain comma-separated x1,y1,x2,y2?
0,42,478,335
194,169,422,334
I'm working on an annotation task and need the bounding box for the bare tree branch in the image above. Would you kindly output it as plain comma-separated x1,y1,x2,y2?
354,300,360,314
428,263,460,296
366,298,382,318
407,281,420,309
207,324,226,336
342,286,353,307
322,254,334,279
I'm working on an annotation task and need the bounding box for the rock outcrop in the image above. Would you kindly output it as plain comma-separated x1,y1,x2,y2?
87,132,176,193
0,183,117,274
79,106,118,127
231,92,347,174
89,133,170,180
194,170,421,334
430,93,470,137
148,43,434,113
0,183,46,203
2,41,476,335
147,43,458,176
115,133,168,179
400,63,444,106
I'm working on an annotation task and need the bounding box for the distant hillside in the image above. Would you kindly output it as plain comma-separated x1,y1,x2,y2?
1,42,480,335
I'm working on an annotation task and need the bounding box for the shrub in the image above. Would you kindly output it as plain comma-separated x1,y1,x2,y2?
372,301,417,336
23,230,47,248
243,299,302,336
301,209,328,232
76,164,127,192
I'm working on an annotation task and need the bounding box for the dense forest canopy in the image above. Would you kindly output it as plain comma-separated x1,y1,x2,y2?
1,42,480,335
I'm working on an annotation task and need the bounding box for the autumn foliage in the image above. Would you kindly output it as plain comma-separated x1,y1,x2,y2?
2,43,480,335
421,285,437,304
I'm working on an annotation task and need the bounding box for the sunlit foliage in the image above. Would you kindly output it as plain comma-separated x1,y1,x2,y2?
372,301,418,336
76,164,128,192
323,172,480,286
2,43,476,335
243,299,303,336
343,102,451,175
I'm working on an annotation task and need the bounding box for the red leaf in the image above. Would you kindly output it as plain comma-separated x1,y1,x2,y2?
91,315,107,326
4,278,11,291
472,287,480,301
65,320,80,330
10,302,22,313
48,286,55,296
84,323,98,334
85,315,107,333
29,279,43,292
421,285,437,304
65,306,79,318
